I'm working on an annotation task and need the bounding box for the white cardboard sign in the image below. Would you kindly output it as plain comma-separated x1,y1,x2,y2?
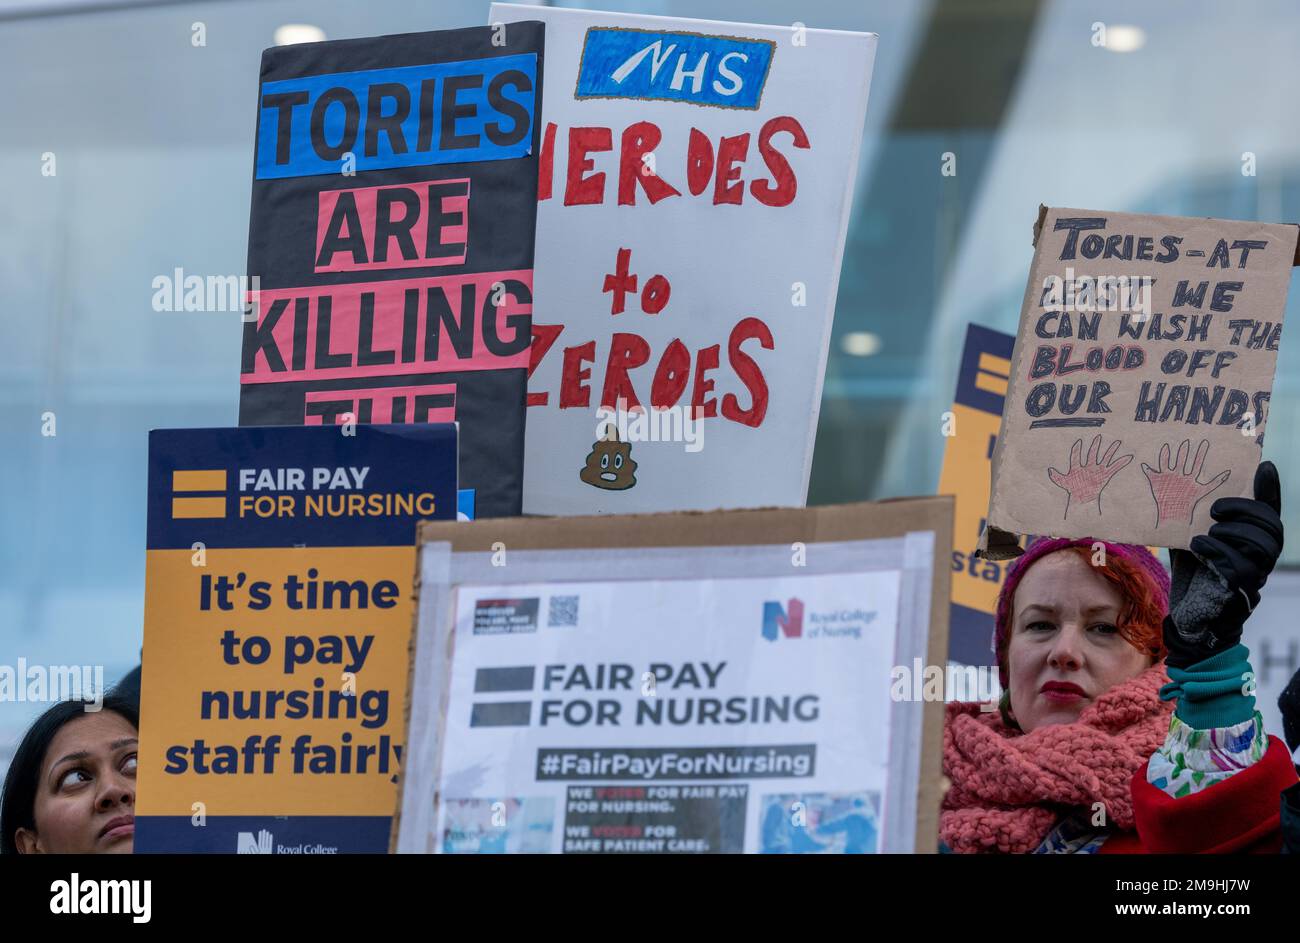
492,4,877,513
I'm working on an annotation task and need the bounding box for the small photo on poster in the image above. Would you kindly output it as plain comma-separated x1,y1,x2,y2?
759,791,881,854
441,797,555,854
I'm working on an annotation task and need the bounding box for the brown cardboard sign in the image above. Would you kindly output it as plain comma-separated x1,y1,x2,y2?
979,207,1298,558
393,497,952,854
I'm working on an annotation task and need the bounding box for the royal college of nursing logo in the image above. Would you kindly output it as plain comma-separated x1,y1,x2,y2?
237,829,273,854
761,598,803,641
762,597,875,642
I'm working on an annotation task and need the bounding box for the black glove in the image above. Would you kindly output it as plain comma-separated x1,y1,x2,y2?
1280,667,1300,756
1163,461,1284,670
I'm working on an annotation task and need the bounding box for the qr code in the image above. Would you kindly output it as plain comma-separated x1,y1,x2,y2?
548,595,579,627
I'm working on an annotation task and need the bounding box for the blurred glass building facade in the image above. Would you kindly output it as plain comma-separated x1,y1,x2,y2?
3,0,1300,767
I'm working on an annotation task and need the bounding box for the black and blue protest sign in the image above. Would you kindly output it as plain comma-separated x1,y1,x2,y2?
255,54,538,179
240,24,545,519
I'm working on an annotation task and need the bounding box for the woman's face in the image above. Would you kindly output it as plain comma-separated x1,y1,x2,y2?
15,710,137,854
1007,551,1152,732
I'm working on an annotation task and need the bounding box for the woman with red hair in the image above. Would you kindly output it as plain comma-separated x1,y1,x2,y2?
942,462,1298,853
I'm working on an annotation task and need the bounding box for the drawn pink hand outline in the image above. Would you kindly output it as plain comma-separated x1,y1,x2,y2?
1047,435,1134,519
1140,439,1230,528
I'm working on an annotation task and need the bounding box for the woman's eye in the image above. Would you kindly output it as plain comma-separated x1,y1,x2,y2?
121,753,138,775
1090,623,1120,635
1026,621,1055,632
58,768,91,790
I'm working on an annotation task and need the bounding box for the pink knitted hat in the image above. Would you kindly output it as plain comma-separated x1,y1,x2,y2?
993,537,1170,688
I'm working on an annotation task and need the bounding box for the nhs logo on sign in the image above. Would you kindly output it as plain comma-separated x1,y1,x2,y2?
576,28,775,110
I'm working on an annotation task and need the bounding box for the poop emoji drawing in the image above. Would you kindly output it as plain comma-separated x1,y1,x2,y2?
579,431,638,490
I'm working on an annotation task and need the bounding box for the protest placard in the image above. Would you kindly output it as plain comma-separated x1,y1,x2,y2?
938,324,1015,665
489,4,877,514
135,425,456,853
393,497,951,853
979,207,1299,557
239,25,543,518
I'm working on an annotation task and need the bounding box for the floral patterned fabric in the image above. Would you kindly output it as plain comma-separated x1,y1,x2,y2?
1032,711,1267,853
1032,812,1109,854
1147,711,1266,797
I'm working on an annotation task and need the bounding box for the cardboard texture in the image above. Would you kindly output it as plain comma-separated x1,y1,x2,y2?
980,206,1298,558
393,496,952,853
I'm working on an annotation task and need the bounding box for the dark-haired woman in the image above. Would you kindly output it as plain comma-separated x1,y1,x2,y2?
1,691,138,854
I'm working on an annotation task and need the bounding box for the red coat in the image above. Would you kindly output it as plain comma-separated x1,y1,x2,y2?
1100,735,1298,853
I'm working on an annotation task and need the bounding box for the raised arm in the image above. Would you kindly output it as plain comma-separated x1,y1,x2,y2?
1135,462,1298,853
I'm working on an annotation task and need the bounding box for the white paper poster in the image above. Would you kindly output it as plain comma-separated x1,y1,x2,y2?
491,4,877,513
415,568,902,854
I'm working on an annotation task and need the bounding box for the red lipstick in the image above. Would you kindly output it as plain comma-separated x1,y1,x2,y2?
1040,680,1086,703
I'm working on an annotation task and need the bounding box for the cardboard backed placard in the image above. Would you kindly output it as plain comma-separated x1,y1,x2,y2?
979,206,1299,559
135,425,456,853
490,4,878,515
239,25,544,518
392,497,952,854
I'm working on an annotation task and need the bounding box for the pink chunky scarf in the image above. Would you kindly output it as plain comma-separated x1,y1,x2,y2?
941,664,1173,854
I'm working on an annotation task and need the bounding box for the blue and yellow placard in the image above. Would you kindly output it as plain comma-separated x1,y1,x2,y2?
135,424,456,853
938,324,1016,666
